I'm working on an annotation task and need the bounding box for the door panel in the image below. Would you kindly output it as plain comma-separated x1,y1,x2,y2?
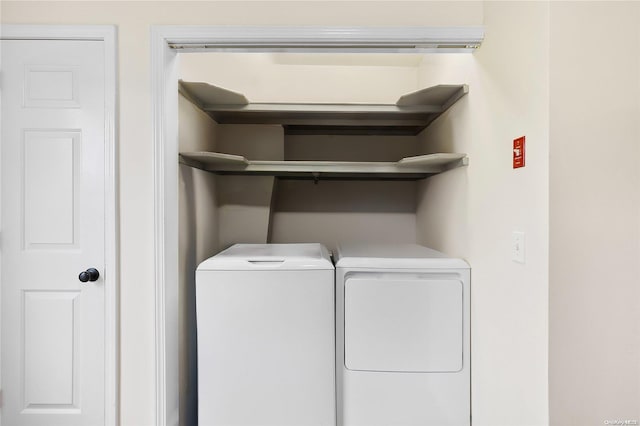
24,65,80,108
1,40,106,426
23,130,81,248
23,291,80,409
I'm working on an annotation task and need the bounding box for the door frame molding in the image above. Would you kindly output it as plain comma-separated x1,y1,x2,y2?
151,25,484,426
1,24,119,426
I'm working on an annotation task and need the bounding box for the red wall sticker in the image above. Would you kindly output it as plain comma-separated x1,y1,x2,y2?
513,136,525,169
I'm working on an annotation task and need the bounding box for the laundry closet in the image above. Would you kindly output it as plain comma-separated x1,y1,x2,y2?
177,51,471,425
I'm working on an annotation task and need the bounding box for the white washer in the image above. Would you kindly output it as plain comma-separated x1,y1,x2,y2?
335,243,470,426
196,243,335,426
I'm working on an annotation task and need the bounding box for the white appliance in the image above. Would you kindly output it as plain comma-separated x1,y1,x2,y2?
335,243,470,426
196,243,335,426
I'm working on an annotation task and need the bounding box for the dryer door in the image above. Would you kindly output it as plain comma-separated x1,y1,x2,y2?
344,273,463,373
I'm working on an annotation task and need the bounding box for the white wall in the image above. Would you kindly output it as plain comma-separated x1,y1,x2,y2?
417,2,550,425
549,3,640,424
0,2,490,425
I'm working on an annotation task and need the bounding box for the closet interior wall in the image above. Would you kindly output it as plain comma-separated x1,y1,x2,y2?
177,93,219,426
269,134,419,252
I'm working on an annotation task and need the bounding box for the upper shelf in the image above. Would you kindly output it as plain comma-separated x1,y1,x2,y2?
179,80,468,136
179,151,468,180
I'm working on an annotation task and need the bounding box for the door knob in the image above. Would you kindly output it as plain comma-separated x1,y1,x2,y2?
79,268,100,283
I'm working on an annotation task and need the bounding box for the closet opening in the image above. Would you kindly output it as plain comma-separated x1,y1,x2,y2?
151,26,482,425
177,50,470,425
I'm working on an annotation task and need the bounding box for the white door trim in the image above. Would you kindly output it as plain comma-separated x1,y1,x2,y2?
150,26,180,426
1,24,119,426
151,25,484,426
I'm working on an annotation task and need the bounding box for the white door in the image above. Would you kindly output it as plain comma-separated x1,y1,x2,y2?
1,39,106,426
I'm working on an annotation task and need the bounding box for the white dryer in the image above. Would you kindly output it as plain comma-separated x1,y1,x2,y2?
335,243,470,426
196,243,335,426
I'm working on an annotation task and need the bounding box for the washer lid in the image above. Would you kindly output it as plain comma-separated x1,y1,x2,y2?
197,243,334,271
335,243,469,269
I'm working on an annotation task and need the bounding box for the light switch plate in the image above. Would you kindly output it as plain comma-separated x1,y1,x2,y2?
512,231,525,263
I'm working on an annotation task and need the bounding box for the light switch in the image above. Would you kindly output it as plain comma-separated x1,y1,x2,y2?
512,231,525,263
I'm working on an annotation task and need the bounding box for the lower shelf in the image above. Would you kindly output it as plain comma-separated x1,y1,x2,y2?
179,151,468,180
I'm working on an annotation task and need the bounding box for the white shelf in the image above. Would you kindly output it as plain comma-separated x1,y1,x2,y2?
179,81,468,136
179,152,468,180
